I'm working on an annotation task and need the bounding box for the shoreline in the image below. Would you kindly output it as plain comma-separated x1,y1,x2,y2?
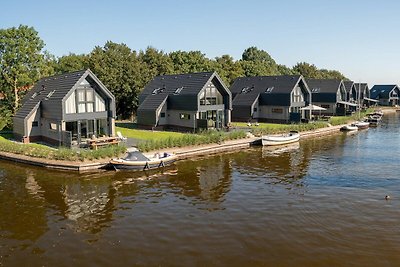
0,108,395,171
0,123,350,171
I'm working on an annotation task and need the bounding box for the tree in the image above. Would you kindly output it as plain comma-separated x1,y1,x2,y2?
241,47,279,76
277,64,295,75
55,53,89,74
292,62,321,79
242,46,276,64
214,55,244,86
319,69,347,80
169,50,214,74
0,25,46,113
88,41,142,119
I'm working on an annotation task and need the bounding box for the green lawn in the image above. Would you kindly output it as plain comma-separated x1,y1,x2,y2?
0,133,125,161
116,127,186,140
231,121,328,135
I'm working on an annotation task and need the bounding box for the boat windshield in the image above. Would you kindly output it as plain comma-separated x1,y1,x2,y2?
123,152,150,161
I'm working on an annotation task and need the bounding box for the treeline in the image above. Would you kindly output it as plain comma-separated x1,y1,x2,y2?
0,25,348,120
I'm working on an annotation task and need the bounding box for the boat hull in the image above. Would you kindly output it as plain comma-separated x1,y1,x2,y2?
262,132,300,146
354,122,369,129
341,125,358,131
110,155,177,170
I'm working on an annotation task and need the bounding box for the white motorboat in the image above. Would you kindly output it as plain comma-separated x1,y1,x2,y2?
110,151,177,170
353,121,369,129
340,124,358,131
262,131,300,146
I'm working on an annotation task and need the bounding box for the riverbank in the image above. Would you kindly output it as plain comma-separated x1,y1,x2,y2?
0,106,392,171
0,121,355,171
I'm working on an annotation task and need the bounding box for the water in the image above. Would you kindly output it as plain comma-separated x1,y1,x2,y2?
1,113,400,266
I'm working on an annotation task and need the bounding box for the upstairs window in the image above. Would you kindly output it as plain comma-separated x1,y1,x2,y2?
311,88,320,93
200,83,223,105
45,90,55,99
152,88,164,95
31,92,38,99
174,87,184,95
265,87,274,93
241,86,253,94
77,89,95,113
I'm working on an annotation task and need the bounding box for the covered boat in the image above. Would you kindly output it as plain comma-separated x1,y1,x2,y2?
110,151,177,170
262,131,300,146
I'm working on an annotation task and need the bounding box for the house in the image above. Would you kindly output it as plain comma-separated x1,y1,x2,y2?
230,75,311,123
343,81,358,111
13,69,116,147
353,83,377,107
137,72,232,131
369,85,399,106
307,79,356,116
343,81,357,103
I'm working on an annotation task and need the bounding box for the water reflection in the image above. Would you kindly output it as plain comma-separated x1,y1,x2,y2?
1,114,400,266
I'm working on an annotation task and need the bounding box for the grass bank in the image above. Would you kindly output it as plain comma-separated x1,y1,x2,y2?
0,134,126,161
328,108,374,126
232,122,329,136
136,130,247,152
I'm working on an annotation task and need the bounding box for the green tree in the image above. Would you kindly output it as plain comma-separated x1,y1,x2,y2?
169,50,214,74
240,47,279,76
277,64,295,75
88,41,142,119
214,55,244,86
0,25,46,113
319,69,347,80
55,53,89,74
292,62,322,79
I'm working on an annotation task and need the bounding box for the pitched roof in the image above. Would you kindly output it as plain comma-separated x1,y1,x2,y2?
138,71,228,111
230,75,303,106
15,69,115,120
354,83,369,98
15,70,87,119
343,81,354,93
370,85,399,99
306,79,343,94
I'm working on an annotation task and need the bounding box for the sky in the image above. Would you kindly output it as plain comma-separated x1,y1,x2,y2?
1,0,400,86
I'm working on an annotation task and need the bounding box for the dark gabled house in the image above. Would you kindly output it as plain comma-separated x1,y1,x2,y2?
353,83,377,107
230,75,311,123
307,79,356,116
137,72,232,131
370,85,400,106
343,81,357,103
343,81,358,111
13,69,116,147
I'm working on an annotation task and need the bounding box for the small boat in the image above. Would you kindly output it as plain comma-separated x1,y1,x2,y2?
110,150,177,170
262,131,300,146
367,115,381,127
353,121,369,129
373,109,384,116
341,124,358,131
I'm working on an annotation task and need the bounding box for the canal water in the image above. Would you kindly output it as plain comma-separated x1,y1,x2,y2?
1,113,400,267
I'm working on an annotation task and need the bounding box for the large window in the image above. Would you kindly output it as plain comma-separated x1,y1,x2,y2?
77,89,95,113
65,85,106,114
292,86,304,103
200,83,223,106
